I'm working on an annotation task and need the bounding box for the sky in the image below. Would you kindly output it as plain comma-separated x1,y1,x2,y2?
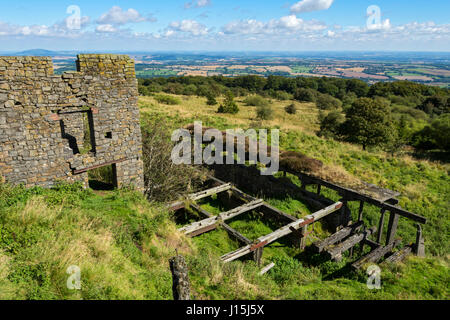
0,0,449,52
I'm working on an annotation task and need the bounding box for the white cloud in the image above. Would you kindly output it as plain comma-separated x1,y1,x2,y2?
223,15,326,35
291,0,334,14
167,20,209,36
185,0,212,9
367,18,391,31
97,6,151,26
96,24,117,33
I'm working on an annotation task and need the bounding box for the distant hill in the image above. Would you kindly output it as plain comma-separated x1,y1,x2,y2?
13,49,78,57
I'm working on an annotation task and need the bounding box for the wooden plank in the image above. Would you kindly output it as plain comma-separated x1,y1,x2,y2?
363,238,380,250
190,203,252,244
385,213,400,245
73,158,126,175
284,169,427,224
187,224,218,238
259,204,297,223
383,245,413,264
221,202,343,263
188,183,232,201
179,199,264,236
311,221,364,253
352,239,402,270
325,226,377,261
259,263,275,275
222,223,253,245
167,182,232,210
190,203,212,218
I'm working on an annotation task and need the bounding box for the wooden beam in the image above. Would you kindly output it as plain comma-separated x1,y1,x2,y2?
283,169,426,224
352,239,402,270
188,183,232,201
259,263,275,275
190,203,252,244
325,226,377,261
73,158,126,175
383,245,413,264
259,204,298,223
221,202,343,263
311,221,364,253
179,199,264,236
167,183,232,210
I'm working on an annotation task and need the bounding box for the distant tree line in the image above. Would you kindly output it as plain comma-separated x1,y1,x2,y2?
138,75,450,154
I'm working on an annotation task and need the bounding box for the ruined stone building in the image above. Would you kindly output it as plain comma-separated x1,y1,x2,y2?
0,54,144,190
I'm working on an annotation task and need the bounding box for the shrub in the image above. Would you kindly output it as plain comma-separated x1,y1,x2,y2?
279,151,323,174
256,104,274,121
316,94,343,110
243,95,269,107
141,116,207,201
270,90,293,101
206,93,218,106
154,94,181,105
284,103,297,115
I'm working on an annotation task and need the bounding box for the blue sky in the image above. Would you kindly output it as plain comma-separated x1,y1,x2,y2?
0,0,449,51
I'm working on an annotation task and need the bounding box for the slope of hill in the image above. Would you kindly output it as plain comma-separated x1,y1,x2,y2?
0,93,448,300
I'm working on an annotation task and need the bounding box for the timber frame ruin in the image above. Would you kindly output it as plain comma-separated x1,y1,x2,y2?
169,127,427,270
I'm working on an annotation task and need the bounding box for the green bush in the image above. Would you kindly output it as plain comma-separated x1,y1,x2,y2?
294,88,317,102
206,93,218,106
256,104,274,120
154,94,181,105
243,95,269,107
316,94,343,110
284,103,297,115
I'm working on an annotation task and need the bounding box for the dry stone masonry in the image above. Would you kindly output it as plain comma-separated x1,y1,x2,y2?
0,54,144,190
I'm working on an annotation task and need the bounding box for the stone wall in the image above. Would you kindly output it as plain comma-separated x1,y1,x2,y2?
0,54,144,191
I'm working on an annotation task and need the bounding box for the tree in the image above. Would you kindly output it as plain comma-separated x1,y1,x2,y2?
417,95,450,116
319,110,345,138
412,114,450,151
294,88,317,102
206,92,218,105
341,97,394,150
218,91,239,114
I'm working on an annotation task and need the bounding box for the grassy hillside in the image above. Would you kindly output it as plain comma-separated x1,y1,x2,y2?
0,93,448,300
0,182,448,300
139,94,450,256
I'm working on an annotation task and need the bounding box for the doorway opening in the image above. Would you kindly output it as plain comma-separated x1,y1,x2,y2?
88,164,118,191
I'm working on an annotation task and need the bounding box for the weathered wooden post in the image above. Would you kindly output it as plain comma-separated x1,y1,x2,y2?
253,247,264,266
385,212,400,245
169,255,191,300
414,224,425,257
299,225,308,250
377,209,386,244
